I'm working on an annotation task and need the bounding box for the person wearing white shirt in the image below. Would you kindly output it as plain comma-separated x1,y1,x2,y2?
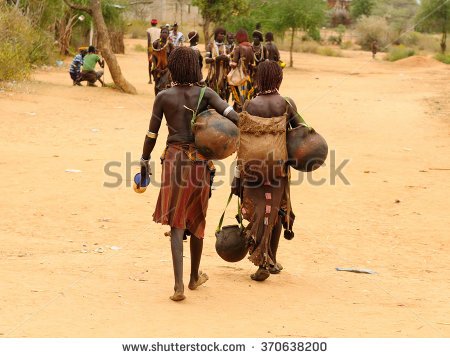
169,23,185,47
147,19,161,84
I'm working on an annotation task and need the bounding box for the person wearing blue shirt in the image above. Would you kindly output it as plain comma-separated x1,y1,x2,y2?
69,48,87,86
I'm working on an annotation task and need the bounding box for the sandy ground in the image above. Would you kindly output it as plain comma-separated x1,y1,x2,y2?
0,39,449,338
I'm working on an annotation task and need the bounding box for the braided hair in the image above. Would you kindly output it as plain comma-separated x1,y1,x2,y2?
168,47,202,84
255,60,283,92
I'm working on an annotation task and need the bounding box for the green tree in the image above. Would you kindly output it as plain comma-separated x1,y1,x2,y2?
64,0,136,94
351,0,374,21
373,0,419,32
416,0,450,53
192,0,249,47
268,0,325,67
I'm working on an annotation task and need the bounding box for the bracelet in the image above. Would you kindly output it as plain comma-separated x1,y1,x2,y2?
234,166,241,178
146,130,158,139
223,106,233,117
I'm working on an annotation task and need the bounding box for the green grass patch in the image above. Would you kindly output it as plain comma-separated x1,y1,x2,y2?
385,45,415,62
134,43,147,52
435,53,450,64
316,46,343,57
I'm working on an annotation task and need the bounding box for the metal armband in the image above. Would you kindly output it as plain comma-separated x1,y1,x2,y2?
146,131,158,139
223,106,233,117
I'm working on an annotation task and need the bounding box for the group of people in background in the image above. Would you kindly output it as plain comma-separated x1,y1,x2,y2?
69,45,104,87
146,19,283,112
68,18,284,105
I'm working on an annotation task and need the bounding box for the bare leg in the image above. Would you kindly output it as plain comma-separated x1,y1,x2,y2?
188,235,208,290
269,220,283,274
169,227,185,301
148,61,153,84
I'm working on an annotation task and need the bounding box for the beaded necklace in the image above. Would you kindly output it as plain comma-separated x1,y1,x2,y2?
253,43,264,62
256,88,279,96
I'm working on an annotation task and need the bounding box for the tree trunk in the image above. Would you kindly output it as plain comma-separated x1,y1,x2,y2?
180,4,183,26
203,17,210,51
110,31,125,54
289,28,295,68
57,14,78,56
90,0,136,94
441,29,447,54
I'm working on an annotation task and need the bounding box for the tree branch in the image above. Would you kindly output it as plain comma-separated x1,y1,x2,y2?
63,0,92,15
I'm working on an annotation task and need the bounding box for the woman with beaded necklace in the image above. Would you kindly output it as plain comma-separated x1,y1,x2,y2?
232,61,299,281
151,27,174,95
229,28,255,112
205,27,230,100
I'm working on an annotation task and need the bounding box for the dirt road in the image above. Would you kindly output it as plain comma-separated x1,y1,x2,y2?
1,39,449,337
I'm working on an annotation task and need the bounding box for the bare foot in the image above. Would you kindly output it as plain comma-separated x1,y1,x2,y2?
269,262,283,274
188,272,209,290
169,291,186,301
251,267,270,281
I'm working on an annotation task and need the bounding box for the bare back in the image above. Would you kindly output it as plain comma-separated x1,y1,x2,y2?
147,86,238,145
245,94,301,128
233,43,254,72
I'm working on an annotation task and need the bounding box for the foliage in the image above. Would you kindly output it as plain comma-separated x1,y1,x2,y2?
278,40,342,57
295,40,319,53
372,0,419,33
193,0,249,24
127,19,148,39
0,3,55,81
385,45,415,61
340,40,354,50
267,0,325,35
355,16,393,50
416,0,450,53
351,0,375,21
265,0,326,66
308,27,321,42
316,46,342,57
193,0,250,41
435,52,450,64
133,43,147,52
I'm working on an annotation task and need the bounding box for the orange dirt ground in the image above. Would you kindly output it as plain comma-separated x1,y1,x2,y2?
0,39,449,338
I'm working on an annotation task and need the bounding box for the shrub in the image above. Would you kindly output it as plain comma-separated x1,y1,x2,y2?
127,20,148,39
298,41,319,53
385,45,415,61
308,28,321,42
417,34,441,52
328,35,340,45
134,43,147,52
399,31,420,47
0,4,55,81
340,40,354,50
435,53,450,64
316,46,343,57
294,41,343,57
355,15,393,50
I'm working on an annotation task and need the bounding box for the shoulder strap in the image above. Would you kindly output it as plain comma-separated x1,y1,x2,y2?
284,97,309,128
216,193,243,232
191,86,207,127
